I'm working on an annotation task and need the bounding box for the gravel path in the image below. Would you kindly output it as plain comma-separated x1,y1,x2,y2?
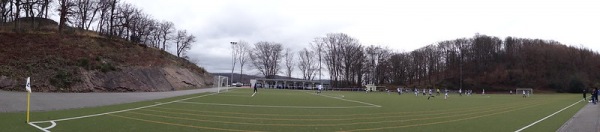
0,87,222,113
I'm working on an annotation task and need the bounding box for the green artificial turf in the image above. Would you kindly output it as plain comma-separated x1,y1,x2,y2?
0,88,587,132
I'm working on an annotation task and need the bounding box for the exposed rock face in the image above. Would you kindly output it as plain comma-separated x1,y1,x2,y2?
72,66,213,92
0,76,16,89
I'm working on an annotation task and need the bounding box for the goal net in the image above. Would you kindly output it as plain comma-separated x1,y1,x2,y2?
516,88,533,95
214,76,229,93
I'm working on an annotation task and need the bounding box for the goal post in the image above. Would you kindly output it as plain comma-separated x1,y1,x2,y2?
214,76,229,93
516,88,533,95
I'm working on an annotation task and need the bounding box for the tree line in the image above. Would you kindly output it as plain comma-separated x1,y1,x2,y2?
1,0,195,58
236,33,600,92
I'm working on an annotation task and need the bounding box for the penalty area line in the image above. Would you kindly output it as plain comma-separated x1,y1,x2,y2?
303,91,381,108
514,100,582,132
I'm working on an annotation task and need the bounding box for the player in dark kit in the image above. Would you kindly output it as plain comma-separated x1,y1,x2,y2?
254,84,258,93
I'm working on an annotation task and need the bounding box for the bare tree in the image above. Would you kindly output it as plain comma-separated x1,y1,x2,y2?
158,21,174,50
310,38,325,81
72,0,100,30
237,41,251,81
0,0,12,23
249,41,283,79
14,0,21,29
57,0,74,32
298,48,317,80
175,30,195,58
283,48,295,78
108,0,117,36
40,0,51,18
321,33,362,87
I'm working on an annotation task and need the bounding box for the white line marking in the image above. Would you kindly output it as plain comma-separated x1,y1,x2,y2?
28,122,49,132
28,91,223,132
515,100,582,132
303,91,382,108
176,101,378,109
43,121,56,130
216,95,253,97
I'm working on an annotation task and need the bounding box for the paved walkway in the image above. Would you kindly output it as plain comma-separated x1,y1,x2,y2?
557,101,600,132
0,87,222,113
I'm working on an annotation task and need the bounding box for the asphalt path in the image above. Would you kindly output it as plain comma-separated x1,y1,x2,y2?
557,101,600,132
0,87,223,113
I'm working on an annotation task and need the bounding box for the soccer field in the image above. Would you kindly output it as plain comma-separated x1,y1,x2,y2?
1,88,586,132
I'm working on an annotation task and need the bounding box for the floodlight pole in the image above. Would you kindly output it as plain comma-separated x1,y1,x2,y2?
459,50,463,91
318,47,323,90
369,49,379,86
230,41,237,87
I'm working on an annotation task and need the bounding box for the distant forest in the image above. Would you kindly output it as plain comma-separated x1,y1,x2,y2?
315,33,600,92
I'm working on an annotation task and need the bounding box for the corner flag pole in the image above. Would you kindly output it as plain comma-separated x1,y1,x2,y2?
27,92,30,123
25,77,31,123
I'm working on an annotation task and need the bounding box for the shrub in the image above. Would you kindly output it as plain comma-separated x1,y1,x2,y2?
49,70,80,90
77,58,90,69
99,63,117,73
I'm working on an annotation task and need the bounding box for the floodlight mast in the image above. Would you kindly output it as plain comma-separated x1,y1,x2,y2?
230,41,237,87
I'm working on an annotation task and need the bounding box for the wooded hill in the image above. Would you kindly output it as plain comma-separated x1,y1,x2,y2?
372,34,600,92
0,18,213,92
0,0,213,92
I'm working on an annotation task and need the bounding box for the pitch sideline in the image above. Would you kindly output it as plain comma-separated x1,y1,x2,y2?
514,100,582,132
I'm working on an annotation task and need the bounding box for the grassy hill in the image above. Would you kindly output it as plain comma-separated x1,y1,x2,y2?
0,18,213,92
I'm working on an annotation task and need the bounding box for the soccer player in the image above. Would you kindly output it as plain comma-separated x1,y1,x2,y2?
468,89,472,96
459,88,462,96
415,88,419,96
593,88,599,104
510,90,513,95
254,83,258,93
436,88,440,96
427,88,435,100
317,84,322,94
482,89,485,95
444,89,449,100
583,89,587,101
423,89,427,96
397,87,402,95
252,83,258,97
522,90,527,98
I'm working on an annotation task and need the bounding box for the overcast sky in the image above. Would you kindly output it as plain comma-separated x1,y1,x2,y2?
125,0,600,78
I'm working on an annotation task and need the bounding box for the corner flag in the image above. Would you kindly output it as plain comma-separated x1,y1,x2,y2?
26,77,31,93
26,77,31,123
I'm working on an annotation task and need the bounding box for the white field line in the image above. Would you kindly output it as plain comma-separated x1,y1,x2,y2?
514,100,582,132
176,101,376,109
303,91,382,108
28,122,50,132
216,94,253,97
28,91,224,132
